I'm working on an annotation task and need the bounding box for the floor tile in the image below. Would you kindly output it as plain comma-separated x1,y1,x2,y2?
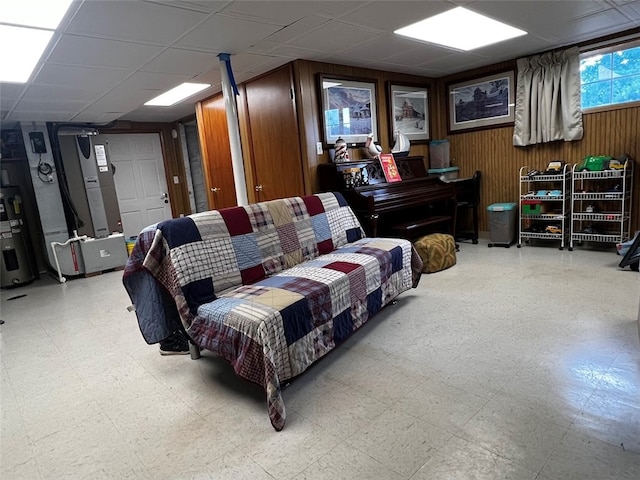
395,375,489,430
1,239,638,478
541,429,640,480
572,388,640,453
459,396,569,472
31,413,152,479
298,442,405,480
244,412,340,479
346,407,453,477
286,374,389,440
410,435,538,480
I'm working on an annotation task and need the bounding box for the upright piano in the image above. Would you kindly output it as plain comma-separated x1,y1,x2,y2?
318,156,457,238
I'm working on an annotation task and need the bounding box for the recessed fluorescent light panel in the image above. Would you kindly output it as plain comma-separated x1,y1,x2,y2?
394,7,526,51
0,0,73,83
145,83,211,107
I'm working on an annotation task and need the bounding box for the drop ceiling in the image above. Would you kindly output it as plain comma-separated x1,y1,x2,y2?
1,0,639,125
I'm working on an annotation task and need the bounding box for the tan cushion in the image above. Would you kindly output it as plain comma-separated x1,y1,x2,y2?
413,234,457,273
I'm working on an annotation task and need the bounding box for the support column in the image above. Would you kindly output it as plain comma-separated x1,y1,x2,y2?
218,53,248,206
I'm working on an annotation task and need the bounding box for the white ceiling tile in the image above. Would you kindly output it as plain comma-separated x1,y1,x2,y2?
139,48,219,75
224,53,275,71
562,9,634,42
260,44,329,61
340,1,452,31
5,109,78,122
1,98,17,112
71,111,128,123
15,98,89,111
418,52,492,73
67,1,207,45
341,35,453,65
87,86,159,112
618,0,640,19
472,35,558,61
291,20,381,53
47,35,163,69
146,1,231,14
121,104,197,122
3,0,639,124
0,83,26,100
175,14,283,52
121,71,194,91
262,16,330,45
219,0,329,25
22,84,106,102
191,68,222,86
32,64,130,90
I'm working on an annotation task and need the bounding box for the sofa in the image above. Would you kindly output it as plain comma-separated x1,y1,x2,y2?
123,192,422,430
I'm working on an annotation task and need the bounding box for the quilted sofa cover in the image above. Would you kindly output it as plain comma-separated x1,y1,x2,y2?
124,192,421,430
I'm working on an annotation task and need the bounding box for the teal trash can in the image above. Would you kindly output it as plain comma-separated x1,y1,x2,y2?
487,203,517,247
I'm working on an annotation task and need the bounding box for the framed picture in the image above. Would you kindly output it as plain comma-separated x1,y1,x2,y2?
318,74,378,146
387,82,430,143
447,71,515,133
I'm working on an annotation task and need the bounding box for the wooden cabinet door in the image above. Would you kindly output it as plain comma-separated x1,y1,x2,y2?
244,65,305,201
196,94,237,209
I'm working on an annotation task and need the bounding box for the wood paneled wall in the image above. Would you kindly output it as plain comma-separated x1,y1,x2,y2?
430,103,639,233
292,59,435,193
294,57,638,233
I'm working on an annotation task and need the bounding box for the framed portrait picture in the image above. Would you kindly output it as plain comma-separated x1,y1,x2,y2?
447,71,515,133
387,82,430,143
318,74,378,146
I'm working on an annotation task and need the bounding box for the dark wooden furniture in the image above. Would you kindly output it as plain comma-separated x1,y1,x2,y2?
318,156,457,239
446,171,481,244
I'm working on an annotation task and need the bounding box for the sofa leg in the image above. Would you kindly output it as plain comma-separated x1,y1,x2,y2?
189,341,201,360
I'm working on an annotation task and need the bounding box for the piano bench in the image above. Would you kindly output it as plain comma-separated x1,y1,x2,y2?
392,215,453,240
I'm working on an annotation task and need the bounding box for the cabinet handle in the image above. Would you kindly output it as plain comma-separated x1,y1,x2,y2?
255,184,263,192
210,187,220,193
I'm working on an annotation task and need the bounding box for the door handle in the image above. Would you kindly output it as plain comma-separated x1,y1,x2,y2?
160,193,168,199
255,184,263,192
210,187,220,193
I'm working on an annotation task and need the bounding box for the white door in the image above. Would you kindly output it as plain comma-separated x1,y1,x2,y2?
106,133,172,238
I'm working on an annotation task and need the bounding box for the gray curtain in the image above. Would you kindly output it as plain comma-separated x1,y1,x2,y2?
513,46,583,146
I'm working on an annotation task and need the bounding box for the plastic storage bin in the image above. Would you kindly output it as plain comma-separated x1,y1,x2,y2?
428,166,459,180
521,200,542,215
429,140,450,169
487,203,517,247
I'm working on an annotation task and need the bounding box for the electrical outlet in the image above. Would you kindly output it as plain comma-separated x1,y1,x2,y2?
316,142,323,155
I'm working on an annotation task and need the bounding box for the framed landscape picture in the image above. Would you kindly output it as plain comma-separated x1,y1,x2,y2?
387,82,430,143
447,71,515,133
318,74,378,146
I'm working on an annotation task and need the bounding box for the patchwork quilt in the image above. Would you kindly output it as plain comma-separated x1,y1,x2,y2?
123,192,422,430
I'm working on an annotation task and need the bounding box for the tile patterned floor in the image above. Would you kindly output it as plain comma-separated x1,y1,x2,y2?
1,238,639,479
